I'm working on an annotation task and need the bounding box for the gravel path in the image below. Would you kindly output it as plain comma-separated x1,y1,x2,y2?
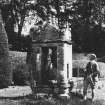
0,86,32,98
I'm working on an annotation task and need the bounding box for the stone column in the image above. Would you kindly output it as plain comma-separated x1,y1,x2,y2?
0,10,12,88
57,44,70,98
35,47,42,84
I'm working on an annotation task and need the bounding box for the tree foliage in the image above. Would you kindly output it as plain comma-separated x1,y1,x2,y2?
71,0,105,54
0,0,37,50
1,0,36,36
32,0,105,54
1,0,105,54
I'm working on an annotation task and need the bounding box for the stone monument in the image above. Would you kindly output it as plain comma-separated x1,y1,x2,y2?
30,21,72,97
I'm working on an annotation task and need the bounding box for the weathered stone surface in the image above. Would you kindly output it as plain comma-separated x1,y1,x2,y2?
0,10,12,88
30,22,72,98
32,23,59,41
32,22,71,42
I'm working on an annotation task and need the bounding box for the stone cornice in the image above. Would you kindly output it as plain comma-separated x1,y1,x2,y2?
32,39,72,45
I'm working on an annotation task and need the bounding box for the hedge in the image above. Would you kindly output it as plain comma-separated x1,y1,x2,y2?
73,60,105,78
9,51,30,85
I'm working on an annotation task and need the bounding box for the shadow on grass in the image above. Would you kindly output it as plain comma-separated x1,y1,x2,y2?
20,93,105,105
0,92,104,105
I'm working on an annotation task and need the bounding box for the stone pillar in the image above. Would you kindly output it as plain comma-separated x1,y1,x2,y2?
35,47,42,84
0,10,12,88
30,45,42,83
57,31,72,98
57,44,70,98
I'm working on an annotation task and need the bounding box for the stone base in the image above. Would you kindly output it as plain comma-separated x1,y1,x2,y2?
58,93,70,100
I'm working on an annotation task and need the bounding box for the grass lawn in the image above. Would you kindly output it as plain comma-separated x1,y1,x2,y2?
0,92,104,105
0,78,104,105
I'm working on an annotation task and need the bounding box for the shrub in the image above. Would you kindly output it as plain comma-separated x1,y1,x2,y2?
72,53,88,60
98,56,105,63
0,75,10,89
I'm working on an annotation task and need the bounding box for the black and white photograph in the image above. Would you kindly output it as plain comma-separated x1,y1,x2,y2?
0,0,105,105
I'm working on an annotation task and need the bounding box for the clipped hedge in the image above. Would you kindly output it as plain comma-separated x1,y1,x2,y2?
0,75,10,89
9,51,30,86
72,53,88,60
9,51,27,70
13,63,30,85
98,56,105,63
73,60,105,78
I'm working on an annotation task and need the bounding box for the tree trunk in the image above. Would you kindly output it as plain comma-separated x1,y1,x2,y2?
17,16,25,51
0,9,12,88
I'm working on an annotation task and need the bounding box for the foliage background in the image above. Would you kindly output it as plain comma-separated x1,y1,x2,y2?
1,0,105,56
